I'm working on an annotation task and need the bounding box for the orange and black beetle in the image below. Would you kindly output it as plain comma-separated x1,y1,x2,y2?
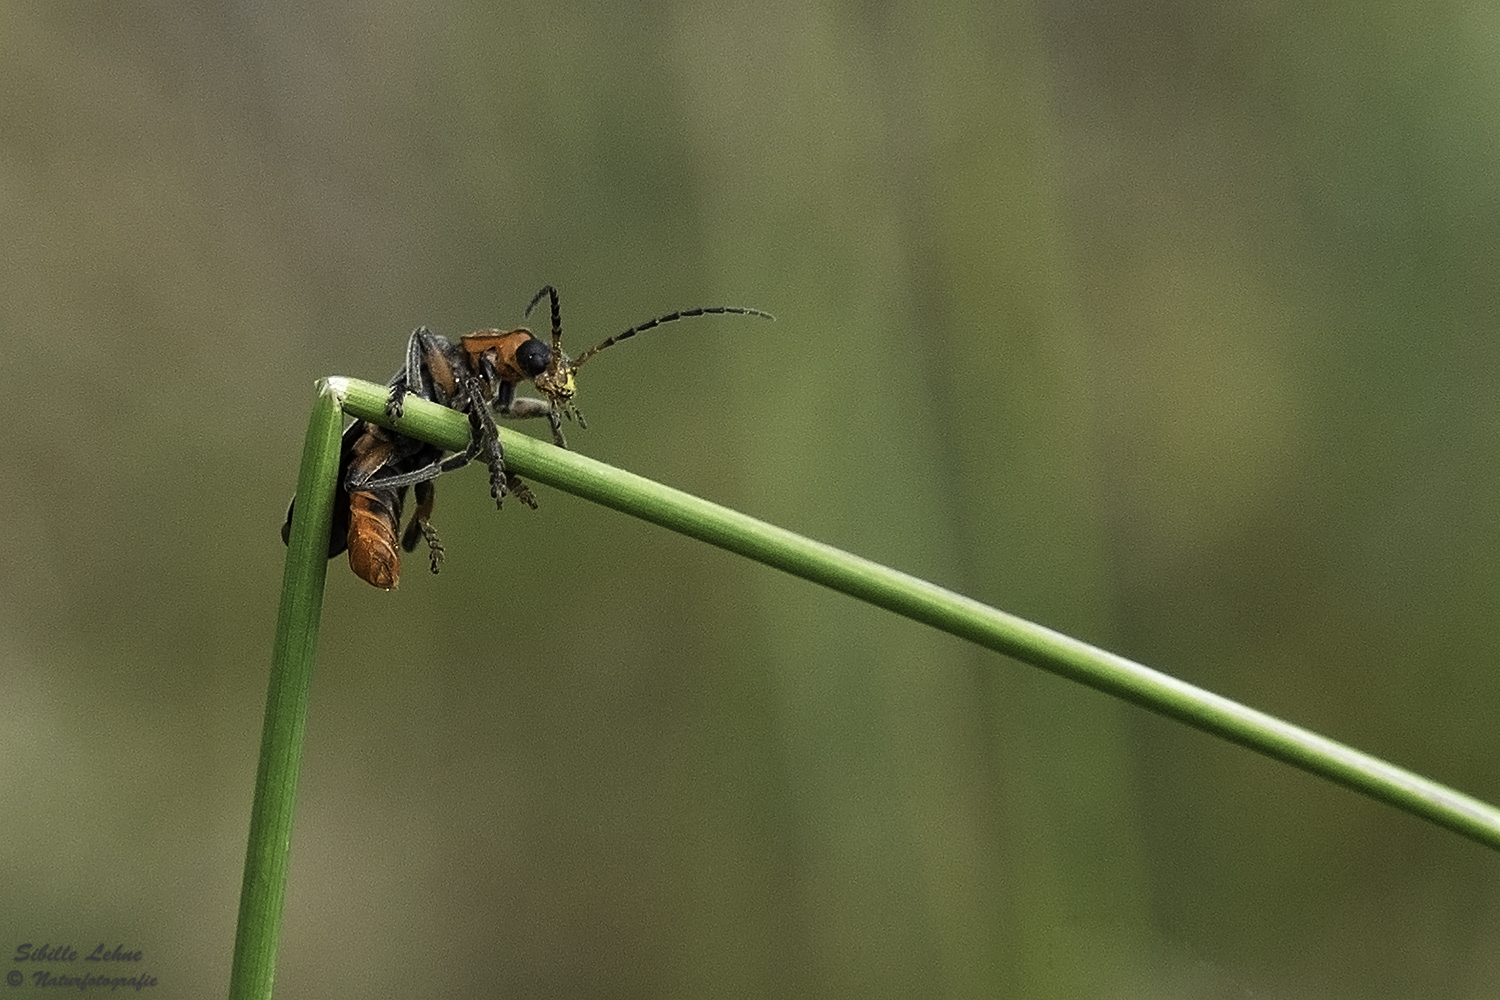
283,286,772,589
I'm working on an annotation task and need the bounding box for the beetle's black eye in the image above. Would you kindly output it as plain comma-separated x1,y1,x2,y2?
516,337,551,377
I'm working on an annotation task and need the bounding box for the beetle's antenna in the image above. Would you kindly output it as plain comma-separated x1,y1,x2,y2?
570,306,775,370
523,287,775,432
524,285,564,377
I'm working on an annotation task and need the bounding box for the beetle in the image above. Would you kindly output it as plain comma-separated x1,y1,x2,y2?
283,285,773,589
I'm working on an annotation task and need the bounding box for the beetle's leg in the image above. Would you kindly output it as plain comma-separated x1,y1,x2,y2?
387,327,463,419
503,397,568,447
356,444,475,491
492,380,569,448
353,425,471,493
363,439,537,510
385,327,428,419
450,374,541,509
461,377,511,508
401,480,444,574
506,473,538,510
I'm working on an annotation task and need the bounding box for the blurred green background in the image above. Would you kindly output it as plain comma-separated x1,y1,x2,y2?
4,0,1500,996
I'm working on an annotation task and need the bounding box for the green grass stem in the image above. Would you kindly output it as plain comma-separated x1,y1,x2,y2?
230,380,344,1000
335,375,1500,852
